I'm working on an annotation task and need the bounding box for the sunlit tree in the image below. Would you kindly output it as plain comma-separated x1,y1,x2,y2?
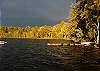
69,0,100,41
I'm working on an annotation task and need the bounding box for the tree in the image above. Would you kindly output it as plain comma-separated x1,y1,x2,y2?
69,0,100,42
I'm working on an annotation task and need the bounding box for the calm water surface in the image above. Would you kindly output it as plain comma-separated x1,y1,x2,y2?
0,38,100,71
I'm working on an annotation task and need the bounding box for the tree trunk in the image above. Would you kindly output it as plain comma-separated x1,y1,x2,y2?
97,19,99,44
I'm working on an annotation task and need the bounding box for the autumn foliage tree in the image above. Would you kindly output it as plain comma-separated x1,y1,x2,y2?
69,0,100,42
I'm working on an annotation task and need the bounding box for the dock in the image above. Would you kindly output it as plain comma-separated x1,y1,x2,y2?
47,42,99,48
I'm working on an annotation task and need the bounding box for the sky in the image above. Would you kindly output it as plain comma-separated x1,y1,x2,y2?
0,0,75,26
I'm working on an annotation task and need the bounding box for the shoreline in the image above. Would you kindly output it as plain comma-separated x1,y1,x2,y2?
0,38,99,48
0,37,71,40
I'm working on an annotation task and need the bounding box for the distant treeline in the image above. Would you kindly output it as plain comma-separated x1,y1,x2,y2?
0,21,83,41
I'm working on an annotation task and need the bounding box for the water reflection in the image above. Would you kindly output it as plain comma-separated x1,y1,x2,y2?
71,46,100,71
0,39,100,71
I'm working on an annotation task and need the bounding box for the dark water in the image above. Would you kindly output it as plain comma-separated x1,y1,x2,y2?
0,38,100,71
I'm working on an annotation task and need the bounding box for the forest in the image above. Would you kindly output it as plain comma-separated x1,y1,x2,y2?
0,0,99,42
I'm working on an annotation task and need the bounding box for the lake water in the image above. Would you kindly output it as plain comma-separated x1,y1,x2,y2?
0,38,100,71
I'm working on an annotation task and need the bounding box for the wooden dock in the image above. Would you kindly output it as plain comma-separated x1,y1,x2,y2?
47,42,99,48
47,43,81,46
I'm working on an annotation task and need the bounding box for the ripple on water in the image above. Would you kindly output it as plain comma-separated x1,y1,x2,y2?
0,39,100,71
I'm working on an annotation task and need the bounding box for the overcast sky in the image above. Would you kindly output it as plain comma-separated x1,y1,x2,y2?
0,0,75,26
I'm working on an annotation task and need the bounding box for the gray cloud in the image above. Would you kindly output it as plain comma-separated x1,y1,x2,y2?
0,0,75,26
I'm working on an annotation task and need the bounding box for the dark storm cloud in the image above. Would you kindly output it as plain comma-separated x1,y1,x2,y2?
0,0,4,6
0,0,75,26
